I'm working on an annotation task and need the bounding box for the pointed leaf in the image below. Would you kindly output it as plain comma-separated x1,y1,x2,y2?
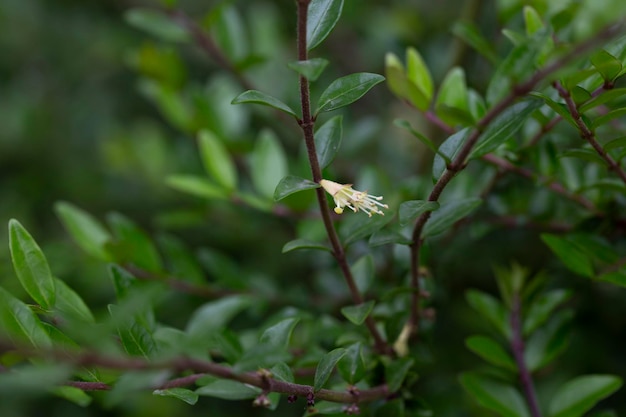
432,128,471,181
423,198,482,238
590,50,622,82
316,73,385,114
251,129,288,199
523,289,572,336
54,278,95,323
186,295,254,339
406,47,434,105
106,213,162,272
466,289,510,339
341,300,375,325
603,136,626,152
399,200,440,227
260,317,300,348
124,8,190,43
108,304,156,358
270,362,295,383
196,379,261,400
282,239,331,253
524,310,573,372
315,115,343,169
352,255,374,294
9,219,55,309
385,357,415,392
54,201,112,261
231,90,298,118
394,119,441,156
452,21,498,65
166,175,228,200
460,372,530,417
153,388,199,405
307,0,344,51
465,335,516,371
198,129,237,191
579,89,626,112
314,348,347,391
549,375,622,417
273,175,320,201
337,342,365,384
541,234,594,277
288,58,329,81
0,287,52,349
592,108,626,130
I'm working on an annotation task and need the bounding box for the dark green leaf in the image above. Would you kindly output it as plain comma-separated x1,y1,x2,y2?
460,372,530,417
186,295,254,339
352,255,374,294
341,300,375,325
342,213,393,245
523,289,572,336
466,289,510,339
465,335,516,371
559,149,607,166
260,317,300,348
54,201,112,261
307,0,344,51
399,201,440,227
8,219,56,309
579,89,626,112
385,357,415,392
54,278,95,323
166,175,228,200
590,50,622,82
153,388,199,405
432,128,471,181
394,119,441,155
541,234,594,277
106,213,162,272
471,99,542,158
548,375,622,417
231,90,298,118
423,198,482,238
524,310,573,372
603,136,626,152
530,92,577,127
316,73,385,114
105,370,171,407
368,228,412,247
337,342,365,384
592,108,626,130
314,348,347,391
452,21,498,65
196,379,262,400
315,116,343,169
52,386,92,407
233,343,291,373
597,270,626,287
251,129,288,199
273,175,320,201
198,129,237,191
571,86,592,106
108,304,156,358
282,239,331,253
0,286,52,349
288,58,329,81
125,8,190,42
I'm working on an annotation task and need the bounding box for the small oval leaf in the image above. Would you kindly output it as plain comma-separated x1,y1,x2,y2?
423,198,482,238
307,0,344,51
231,90,298,118
273,175,320,201
198,130,237,191
399,201,440,227
315,115,343,169
314,348,347,391
287,58,329,81
282,239,331,253
316,73,385,114
341,300,375,325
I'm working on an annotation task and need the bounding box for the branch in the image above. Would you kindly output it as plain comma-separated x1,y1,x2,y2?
294,0,392,356
407,20,626,334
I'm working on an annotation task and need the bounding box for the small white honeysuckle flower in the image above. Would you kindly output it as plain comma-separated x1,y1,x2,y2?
319,179,388,217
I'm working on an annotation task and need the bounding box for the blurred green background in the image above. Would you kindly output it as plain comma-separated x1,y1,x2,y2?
1,0,625,416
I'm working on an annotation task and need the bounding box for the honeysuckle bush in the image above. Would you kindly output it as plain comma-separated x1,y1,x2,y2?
2,1,626,416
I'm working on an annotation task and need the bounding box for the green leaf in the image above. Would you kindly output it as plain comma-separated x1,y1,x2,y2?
186,295,254,339
559,149,607,166
384,357,415,392
315,116,343,169
435,67,471,126
196,379,262,400
153,387,199,405
523,5,544,35
399,201,440,227
314,348,347,391
287,58,329,81
592,108,626,130
466,289,510,339
452,21,498,65
108,304,156,358
231,90,298,118
251,129,288,199
156,234,205,285
54,201,112,261
0,286,52,349
273,175,320,201
603,136,626,152
341,300,375,325
423,198,482,238
260,317,300,348
352,255,374,294
406,47,434,109
369,228,412,247
316,73,385,114
306,0,344,51
541,234,594,277
530,92,577,127
590,50,622,82
105,370,171,407
579,89,626,112
198,130,237,191
8,219,56,309
166,175,228,200
470,99,542,158
460,372,530,417
523,289,572,336
106,213,162,272
52,386,92,407
597,270,626,287
342,213,393,246
337,342,365,384
124,8,190,43
524,310,573,372
54,278,95,323
465,335,516,371
233,343,292,373
432,128,471,181
270,362,295,383
282,239,331,253
548,375,622,417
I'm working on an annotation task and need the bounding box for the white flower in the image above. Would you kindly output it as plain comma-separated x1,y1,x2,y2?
319,179,388,217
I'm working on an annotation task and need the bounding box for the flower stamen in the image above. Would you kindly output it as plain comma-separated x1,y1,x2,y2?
319,179,388,217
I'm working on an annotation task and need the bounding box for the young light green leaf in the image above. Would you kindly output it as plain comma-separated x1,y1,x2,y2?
9,219,56,309
548,375,622,417
460,372,530,417
315,115,343,169
384,357,415,392
0,286,52,349
198,130,237,191
273,175,320,201
341,300,375,325
435,67,472,126
153,388,199,405
337,342,365,384
287,58,329,81
406,47,434,105
423,198,482,238
523,5,544,35
251,129,288,199
260,317,300,348
282,239,331,253
54,201,112,261
124,8,190,43
196,379,262,400
231,90,298,118
314,348,347,391
399,201,440,227
316,73,385,114
166,175,229,200
541,234,594,277
465,335,517,371
466,289,511,339
307,0,344,51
